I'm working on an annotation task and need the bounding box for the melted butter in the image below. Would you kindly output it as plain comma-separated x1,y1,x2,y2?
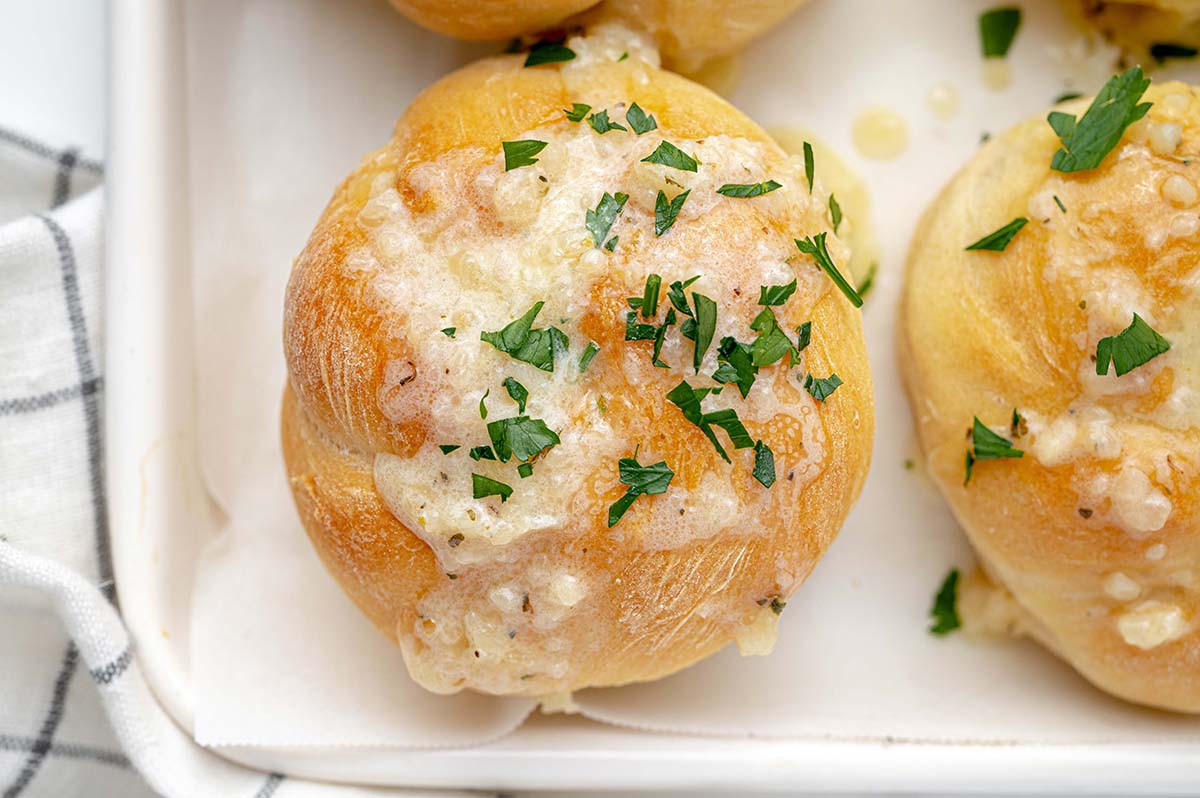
927,81,960,120
734,604,780,656
981,57,1012,91
851,107,909,161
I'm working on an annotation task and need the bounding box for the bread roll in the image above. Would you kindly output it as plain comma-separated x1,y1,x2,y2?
388,0,806,70
282,27,873,697
901,77,1200,711
1076,0,1200,52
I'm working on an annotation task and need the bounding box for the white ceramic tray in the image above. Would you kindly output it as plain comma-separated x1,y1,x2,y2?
105,0,1200,791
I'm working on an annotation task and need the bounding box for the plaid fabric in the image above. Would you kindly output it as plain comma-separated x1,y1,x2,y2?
0,129,470,798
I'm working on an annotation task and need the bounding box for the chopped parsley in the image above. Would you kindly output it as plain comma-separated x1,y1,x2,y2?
713,337,757,398
579,341,600,371
625,311,658,341
803,141,815,193
666,380,754,463
502,140,547,171
503,376,528,413
438,444,461,454
604,236,619,252
626,103,658,135
691,292,717,372
750,308,798,367
651,308,676,368
1095,313,1171,377
441,327,456,338
1048,66,1152,173
486,416,560,462
524,41,575,67
588,109,627,134
469,445,497,461
717,180,781,198
481,301,569,372
607,453,675,527
1011,407,1027,438
758,279,797,306
829,194,843,232
1150,42,1199,63
1053,195,1067,213
640,274,662,317
642,140,699,172
564,102,591,122
795,234,863,308
979,6,1021,58
479,389,489,419
964,417,1024,485
586,192,629,248
667,275,701,317
857,262,878,300
518,463,534,478
803,372,843,401
655,189,690,236
965,217,1028,251
752,440,776,488
1053,91,1082,104
472,473,513,503
795,321,812,352
929,568,961,635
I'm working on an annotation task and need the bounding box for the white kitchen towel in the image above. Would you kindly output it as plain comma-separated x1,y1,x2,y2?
0,128,472,798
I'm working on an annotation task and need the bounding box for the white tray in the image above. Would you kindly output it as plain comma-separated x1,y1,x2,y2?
105,0,1200,792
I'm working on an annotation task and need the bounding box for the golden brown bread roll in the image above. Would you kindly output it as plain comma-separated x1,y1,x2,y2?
282,28,873,697
387,0,807,71
1075,0,1200,52
901,75,1200,711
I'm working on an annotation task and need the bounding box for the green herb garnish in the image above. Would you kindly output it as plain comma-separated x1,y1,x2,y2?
1048,66,1152,173
1053,91,1082,104
655,189,690,236
469,445,497,461
1151,42,1199,63
579,341,600,372
487,416,560,462
586,192,629,248
625,311,658,341
795,234,863,308
642,141,699,172
965,217,1028,251
518,462,534,478
857,262,878,300
564,102,591,122
803,141,815,193
524,42,575,67
1053,195,1067,213
479,389,489,419
666,380,753,463
481,302,570,372
502,140,547,171
640,274,662,318
588,109,627,134
803,372,843,401
980,6,1021,58
929,568,961,635
717,180,781,198
795,321,812,352
472,473,513,502
1096,313,1171,377
829,194,843,232
750,308,798,367
752,440,776,488
758,279,797,306
626,103,657,135
503,377,528,413
667,275,701,317
713,337,757,398
441,327,456,338
439,444,461,454
964,417,1024,485
607,453,675,527
691,293,717,372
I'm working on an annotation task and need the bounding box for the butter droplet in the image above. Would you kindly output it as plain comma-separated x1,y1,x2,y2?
851,107,909,161
982,57,1012,91
927,81,960,120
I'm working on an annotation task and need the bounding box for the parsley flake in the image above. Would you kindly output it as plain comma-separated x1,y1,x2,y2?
626,103,658,135
625,311,658,341
655,189,690,236
503,377,528,413
929,568,961,635
564,102,591,122
750,308,798,367
979,6,1021,58
579,341,600,372
469,445,497,461
717,180,782,198
665,380,754,463
964,417,1024,485
1096,313,1171,377
758,279,798,306
479,389,489,419
795,321,812,352
518,463,534,478
857,262,878,300
1053,195,1067,213
640,274,662,318
691,292,717,372
524,42,575,67
803,141,815,193
803,372,843,401
965,217,1028,251
642,141,699,172
472,473,513,502
1054,91,1082,104
438,444,460,454
667,275,701,317
829,194,843,232
1048,66,1152,173
481,302,570,372
1151,42,1199,63
588,109,627,134
796,234,863,308
713,336,757,398
487,416,560,462
607,453,675,527
502,139,547,171
752,440,776,488
586,192,629,247
441,327,456,338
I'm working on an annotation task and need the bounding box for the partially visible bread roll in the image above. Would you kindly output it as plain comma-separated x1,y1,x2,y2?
1076,0,1200,52
282,28,873,697
388,0,807,70
901,77,1200,711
